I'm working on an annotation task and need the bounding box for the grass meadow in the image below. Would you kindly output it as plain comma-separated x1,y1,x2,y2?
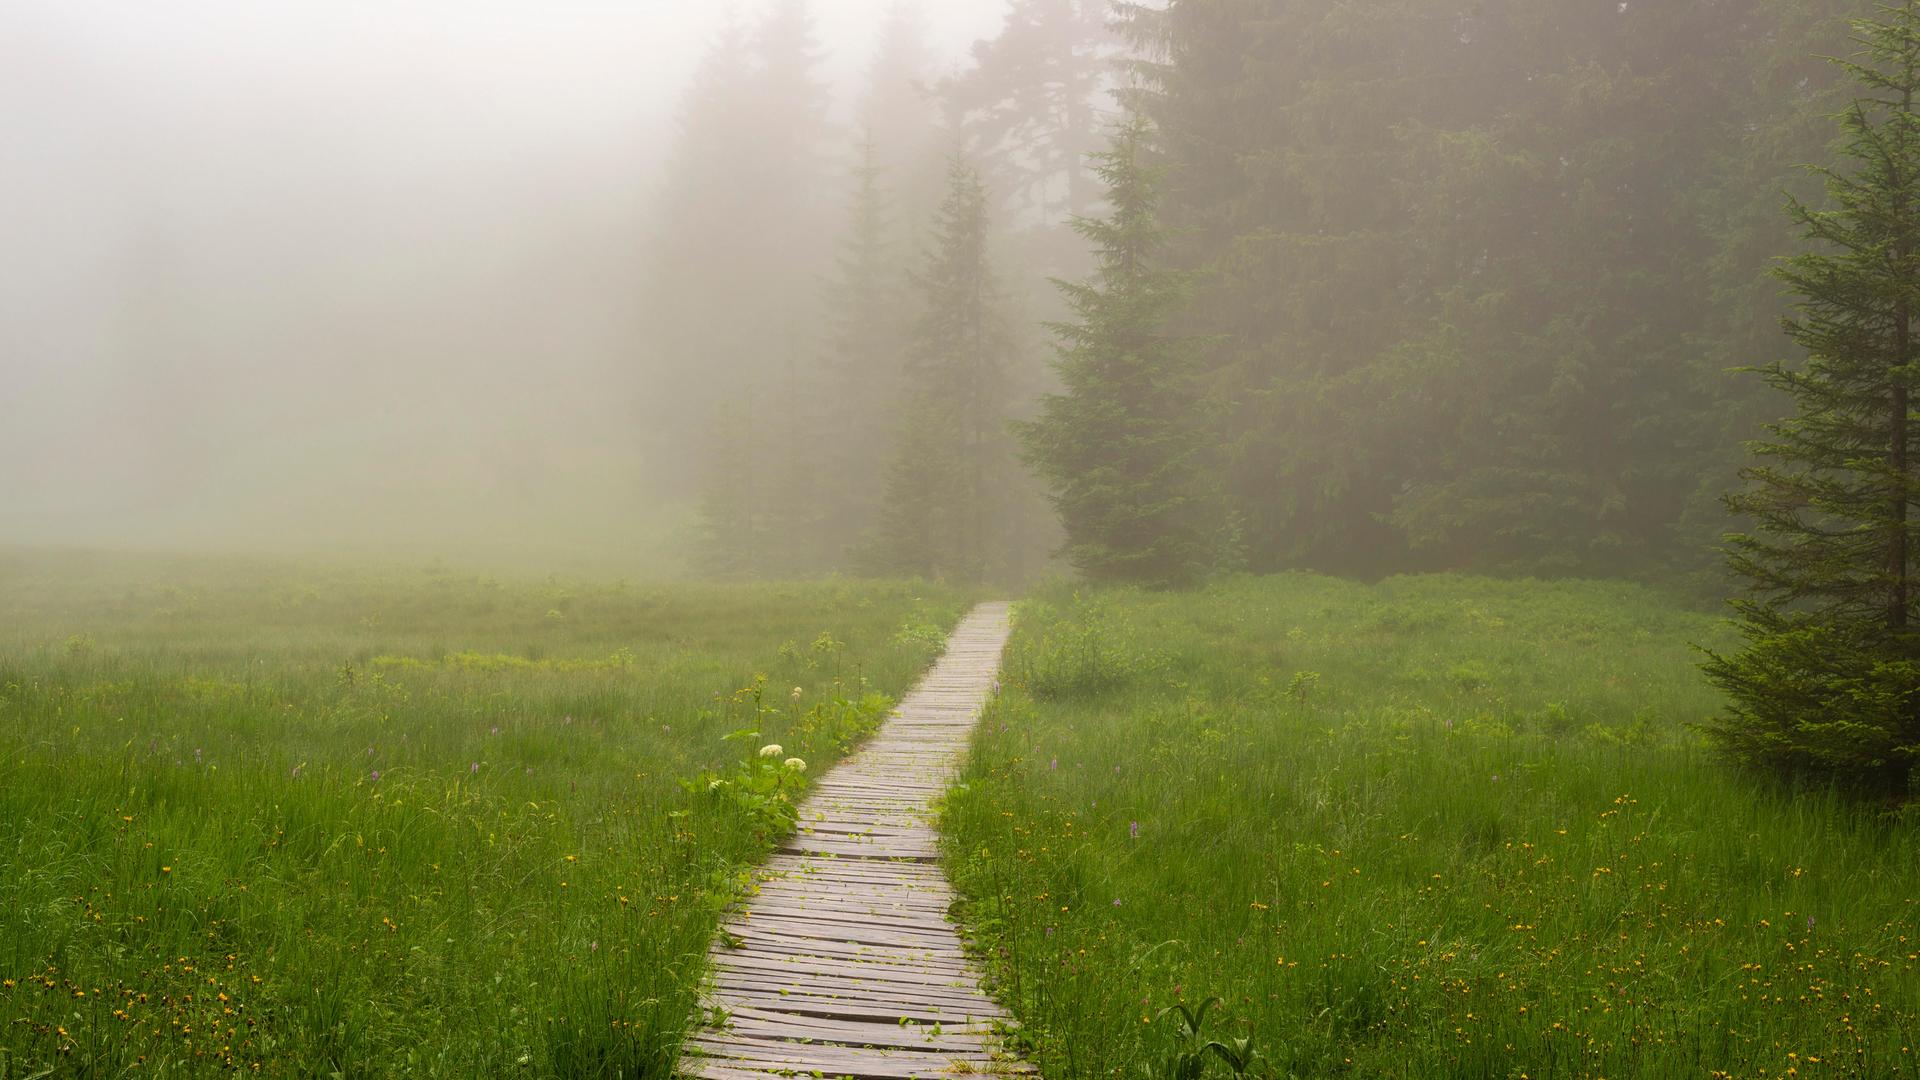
0,549,969,1077
943,575,1920,1080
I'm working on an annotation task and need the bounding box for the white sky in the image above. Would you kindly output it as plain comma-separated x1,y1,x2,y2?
1,2,1009,140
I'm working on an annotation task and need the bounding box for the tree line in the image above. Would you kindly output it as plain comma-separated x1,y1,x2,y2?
648,0,1867,585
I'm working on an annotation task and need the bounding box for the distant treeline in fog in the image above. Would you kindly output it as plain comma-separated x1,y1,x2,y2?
654,0,1853,585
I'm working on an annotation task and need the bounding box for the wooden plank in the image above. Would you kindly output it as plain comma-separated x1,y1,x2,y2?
708,969,1005,1012
686,1031,997,1065
707,988,1002,1028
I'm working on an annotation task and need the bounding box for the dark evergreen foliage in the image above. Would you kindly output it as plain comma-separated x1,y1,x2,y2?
1111,0,1853,578
1016,114,1228,586
1703,6,1920,798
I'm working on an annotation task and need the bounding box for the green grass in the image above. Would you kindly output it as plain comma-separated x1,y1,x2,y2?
943,574,1920,1080
0,549,971,1076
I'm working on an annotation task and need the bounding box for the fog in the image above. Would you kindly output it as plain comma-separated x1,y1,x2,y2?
6,0,1803,588
0,1,1010,572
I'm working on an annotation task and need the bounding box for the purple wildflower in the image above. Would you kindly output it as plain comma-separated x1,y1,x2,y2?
370,769,381,782
470,762,480,775
1129,820,1141,839
1049,757,1058,771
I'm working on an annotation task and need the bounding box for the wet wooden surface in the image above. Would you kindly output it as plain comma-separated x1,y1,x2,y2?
681,602,1032,1079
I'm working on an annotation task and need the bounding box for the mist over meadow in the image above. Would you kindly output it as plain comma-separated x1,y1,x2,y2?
0,1,1008,571
3,0,1863,593
5,4,1920,1076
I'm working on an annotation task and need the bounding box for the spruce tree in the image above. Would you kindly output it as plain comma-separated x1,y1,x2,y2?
866,156,1017,581
1016,113,1226,586
1703,6,1920,799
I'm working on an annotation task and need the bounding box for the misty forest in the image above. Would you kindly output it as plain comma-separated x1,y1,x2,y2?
6,0,1920,1077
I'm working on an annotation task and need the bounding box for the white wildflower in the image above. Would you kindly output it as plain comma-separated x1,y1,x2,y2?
784,757,807,773
758,743,783,759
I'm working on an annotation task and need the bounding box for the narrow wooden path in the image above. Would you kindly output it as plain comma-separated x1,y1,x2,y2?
681,601,1030,1079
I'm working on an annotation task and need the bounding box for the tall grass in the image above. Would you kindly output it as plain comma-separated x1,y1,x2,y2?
0,550,970,1076
944,574,1920,1079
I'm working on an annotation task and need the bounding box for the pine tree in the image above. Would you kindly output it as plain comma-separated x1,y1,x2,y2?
1703,6,1920,799
1016,113,1226,586
866,156,1017,581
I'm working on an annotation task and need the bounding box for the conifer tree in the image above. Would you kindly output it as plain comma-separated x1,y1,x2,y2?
1016,113,1226,586
814,137,905,565
1703,6,1920,798
947,0,1113,221
866,156,1017,581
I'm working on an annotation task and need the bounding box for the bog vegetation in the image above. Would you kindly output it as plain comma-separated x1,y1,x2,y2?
945,579,1920,1078
0,551,968,1074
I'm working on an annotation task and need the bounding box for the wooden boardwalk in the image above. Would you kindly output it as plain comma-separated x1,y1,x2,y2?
680,601,1030,1079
